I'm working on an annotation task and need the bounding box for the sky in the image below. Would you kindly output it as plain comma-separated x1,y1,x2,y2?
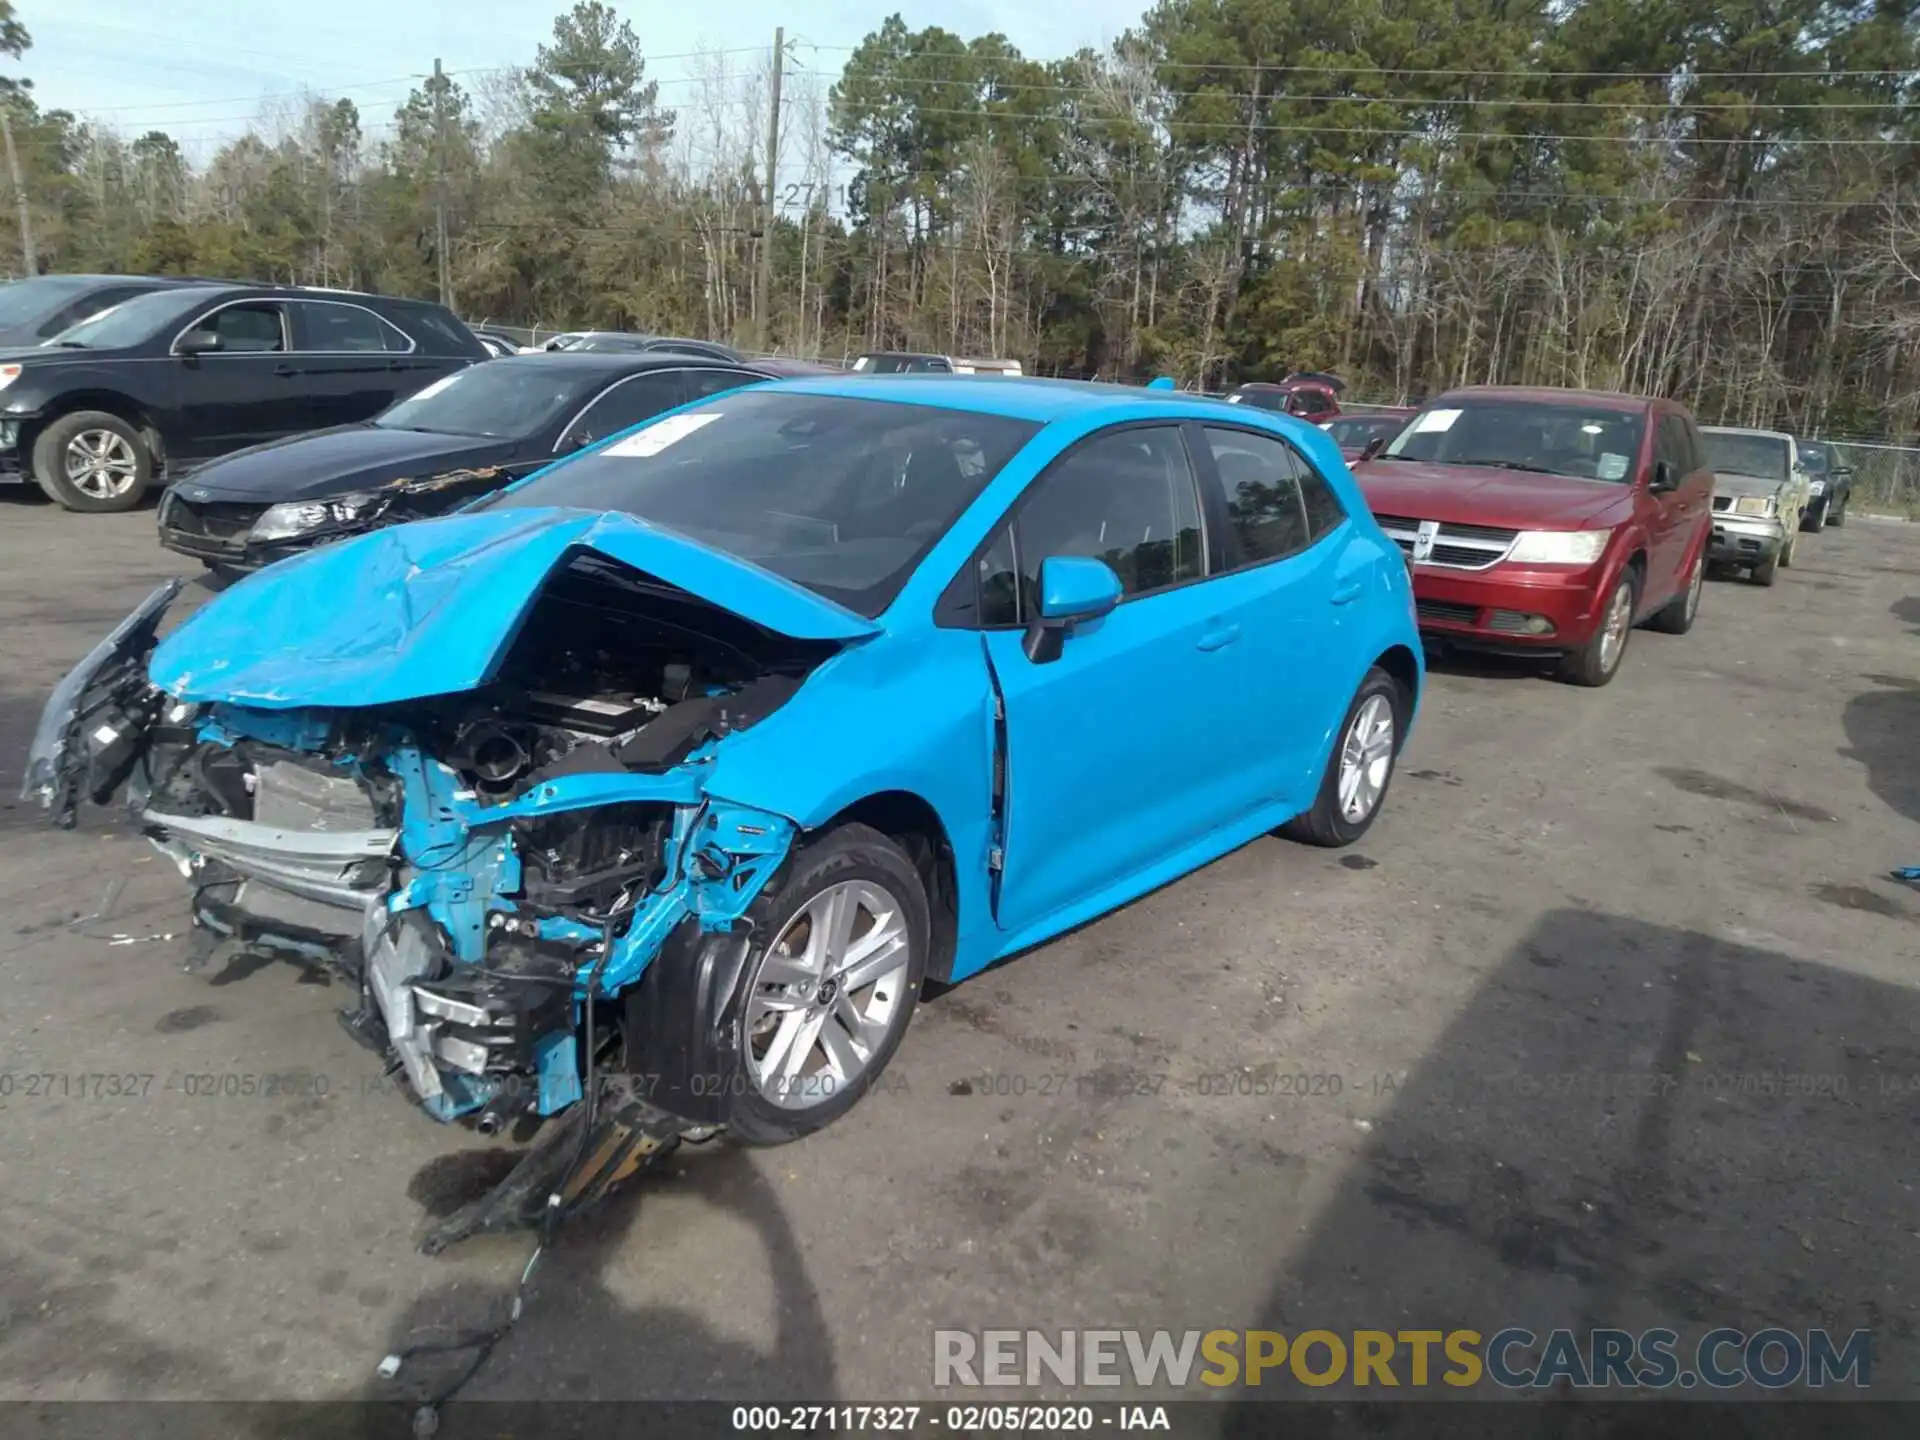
19,0,1142,158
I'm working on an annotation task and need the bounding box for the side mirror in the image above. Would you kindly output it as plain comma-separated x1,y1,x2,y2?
1833,465,1854,481
1360,435,1388,462
565,430,595,452
1649,460,1678,493
1023,556,1123,664
176,329,222,356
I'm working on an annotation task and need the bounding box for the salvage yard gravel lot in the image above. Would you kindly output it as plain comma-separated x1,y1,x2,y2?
2,495,1918,1403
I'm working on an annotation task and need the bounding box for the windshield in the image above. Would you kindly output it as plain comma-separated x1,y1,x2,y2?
1383,399,1646,482
0,276,96,328
1701,431,1791,482
47,287,208,349
1325,415,1406,448
482,389,1040,616
374,363,591,439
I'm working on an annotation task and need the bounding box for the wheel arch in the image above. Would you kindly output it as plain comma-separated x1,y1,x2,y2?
817,789,961,984
1373,643,1421,721
23,391,166,472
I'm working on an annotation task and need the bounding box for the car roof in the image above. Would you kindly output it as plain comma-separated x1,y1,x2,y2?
491,350,779,377
743,373,1281,423
1432,384,1654,411
1702,424,1795,442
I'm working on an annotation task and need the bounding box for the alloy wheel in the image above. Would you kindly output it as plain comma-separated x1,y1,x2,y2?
1597,581,1634,675
63,429,139,501
745,879,913,1109
1337,693,1396,824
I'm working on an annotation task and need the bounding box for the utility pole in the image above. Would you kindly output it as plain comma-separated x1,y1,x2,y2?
755,27,784,346
433,58,451,309
1,111,34,276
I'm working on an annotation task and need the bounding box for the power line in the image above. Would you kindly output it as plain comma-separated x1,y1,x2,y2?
789,68,1918,112
842,102,1920,146
795,43,1920,82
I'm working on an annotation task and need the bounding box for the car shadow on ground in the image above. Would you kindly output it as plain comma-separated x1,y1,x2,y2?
1219,906,1918,1430
1840,604,1920,826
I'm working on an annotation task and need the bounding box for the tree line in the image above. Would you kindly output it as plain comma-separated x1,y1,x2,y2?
4,0,1919,441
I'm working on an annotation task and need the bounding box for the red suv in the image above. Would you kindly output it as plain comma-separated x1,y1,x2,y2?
1224,374,1343,421
1351,387,1713,686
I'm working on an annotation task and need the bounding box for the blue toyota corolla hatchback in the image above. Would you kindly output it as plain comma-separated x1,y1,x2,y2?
26,376,1422,1147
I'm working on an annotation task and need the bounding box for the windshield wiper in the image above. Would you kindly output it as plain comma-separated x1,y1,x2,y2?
1464,460,1566,476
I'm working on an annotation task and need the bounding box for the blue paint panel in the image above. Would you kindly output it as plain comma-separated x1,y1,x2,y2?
534,1030,582,1114
148,506,878,710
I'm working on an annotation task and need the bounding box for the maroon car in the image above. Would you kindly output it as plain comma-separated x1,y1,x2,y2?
1224,373,1343,421
1322,408,1415,462
1352,386,1713,687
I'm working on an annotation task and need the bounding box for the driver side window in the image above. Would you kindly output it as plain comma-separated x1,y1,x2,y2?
988,426,1203,625
201,302,287,353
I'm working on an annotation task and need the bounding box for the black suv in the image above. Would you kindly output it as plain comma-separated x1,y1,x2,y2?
0,273,212,349
0,282,486,512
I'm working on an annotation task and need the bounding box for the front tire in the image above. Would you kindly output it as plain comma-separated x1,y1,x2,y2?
32,411,154,513
1801,498,1827,533
1827,492,1847,527
1558,571,1637,687
1281,667,1404,848
1750,551,1779,587
726,823,929,1146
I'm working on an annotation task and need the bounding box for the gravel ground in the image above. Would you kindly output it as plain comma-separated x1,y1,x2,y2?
1,490,1916,1411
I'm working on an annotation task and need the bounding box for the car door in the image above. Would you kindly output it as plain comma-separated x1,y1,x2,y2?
287,300,415,431
1190,423,1365,807
1648,411,1704,599
170,298,301,460
976,423,1249,936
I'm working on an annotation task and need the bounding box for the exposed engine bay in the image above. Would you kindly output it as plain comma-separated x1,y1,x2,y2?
26,555,833,1140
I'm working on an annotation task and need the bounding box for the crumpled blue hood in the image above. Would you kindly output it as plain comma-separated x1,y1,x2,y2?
150,506,879,708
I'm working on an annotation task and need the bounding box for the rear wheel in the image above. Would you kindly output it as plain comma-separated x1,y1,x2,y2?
1280,667,1404,848
1828,491,1848,527
1558,572,1637,687
1801,497,1827,533
726,824,929,1146
32,411,154,513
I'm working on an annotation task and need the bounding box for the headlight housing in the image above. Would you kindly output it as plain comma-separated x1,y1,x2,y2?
0,363,21,393
250,490,387,542
1807,479,1826,496
1507,529,1610,565
1731,495,1777,519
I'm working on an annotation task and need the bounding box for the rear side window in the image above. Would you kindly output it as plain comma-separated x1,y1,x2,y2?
1204,427,1311,565
392,304,483,355
292,301,406,353
39,285,150,338
1291,390,1335,418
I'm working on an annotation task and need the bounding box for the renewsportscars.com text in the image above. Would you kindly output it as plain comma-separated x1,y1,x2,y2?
933,1327,1871,1390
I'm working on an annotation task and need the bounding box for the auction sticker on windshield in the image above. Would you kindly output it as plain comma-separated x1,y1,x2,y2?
604,411,723,457
1597,453,1629,481
1411,408,1461,433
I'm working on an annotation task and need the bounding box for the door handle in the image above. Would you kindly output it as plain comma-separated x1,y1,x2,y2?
1331,577,1364,605
1197,623,1241,651
273,363,299,377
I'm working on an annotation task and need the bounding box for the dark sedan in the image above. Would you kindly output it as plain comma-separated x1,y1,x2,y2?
157,351,830,574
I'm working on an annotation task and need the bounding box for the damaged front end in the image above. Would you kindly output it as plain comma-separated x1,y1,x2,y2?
23,516,866,1155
